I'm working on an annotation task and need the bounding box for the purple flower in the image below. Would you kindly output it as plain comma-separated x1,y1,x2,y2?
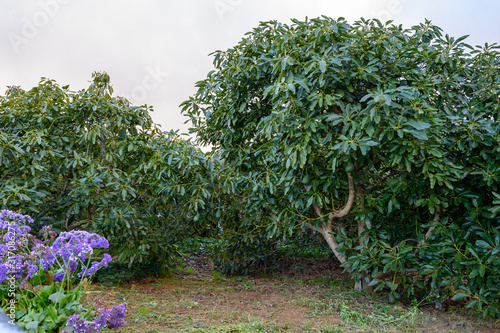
52,231,109,253
20,280,31,290
0,210,34,228
5,254,25,280
79,261,100,278
50,230,110,278
52,231,108,263
65,305,126,333
0,210,32,246
0,244,7,256
66,315,92,333
66,314,103,333
101,254,111,267
0,263,8,282
105,304,127,327
96,304,127,328
78,254,112,278
41,252,56,270
40,225,57,240
25,264,38,279
53,271,65,282
68,260,78,272
1,209,113,289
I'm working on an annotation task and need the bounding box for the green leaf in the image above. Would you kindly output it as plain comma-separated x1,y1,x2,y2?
319,60,326,73
468,247,479,259
13,145,25,154
478,264,485,277
46,306,58,319
325,113,342,121
475,240,491,249
366,123,375,137
407,121,431,130
419,267,434,275
364,140,378,147
25,321,39,330
331,158,337,172
408,129,428,140
299,149,307,167
452,293,469,301
48,290,65,303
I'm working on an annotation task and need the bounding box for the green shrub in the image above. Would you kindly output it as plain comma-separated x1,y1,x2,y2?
337,218,500,318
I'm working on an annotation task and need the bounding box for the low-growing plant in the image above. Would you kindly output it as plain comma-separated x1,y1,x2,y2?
0,210,127,332
179,236,226,256
93,262,136,286
337,218,500,318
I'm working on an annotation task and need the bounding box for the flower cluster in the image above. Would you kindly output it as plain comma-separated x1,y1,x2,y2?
98,303,127,328
47,230,111,279
0,211,112,283
0,210,127,332
0,210,32,253
63,304,127,333
0,210,33,241
0,210,34,283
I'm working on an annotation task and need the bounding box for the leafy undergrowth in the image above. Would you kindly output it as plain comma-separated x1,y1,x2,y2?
87,254,499,333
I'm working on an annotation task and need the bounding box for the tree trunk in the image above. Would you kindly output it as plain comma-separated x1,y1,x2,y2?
307,173,381,292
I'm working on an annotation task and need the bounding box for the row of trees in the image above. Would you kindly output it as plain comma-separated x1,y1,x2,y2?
1,18,499,317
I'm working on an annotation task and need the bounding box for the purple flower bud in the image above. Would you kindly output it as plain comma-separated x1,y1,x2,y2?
53,272,65,283
25,264,38,280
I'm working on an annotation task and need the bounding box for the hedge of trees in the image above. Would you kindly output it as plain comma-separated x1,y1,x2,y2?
1,17,499,318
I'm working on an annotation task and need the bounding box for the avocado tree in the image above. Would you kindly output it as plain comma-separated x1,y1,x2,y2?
0,73,223,271
182,17,500,316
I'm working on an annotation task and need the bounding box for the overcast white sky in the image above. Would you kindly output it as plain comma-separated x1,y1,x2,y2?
1,0,499,136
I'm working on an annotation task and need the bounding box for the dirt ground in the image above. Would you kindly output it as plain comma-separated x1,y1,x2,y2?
88,255,500,333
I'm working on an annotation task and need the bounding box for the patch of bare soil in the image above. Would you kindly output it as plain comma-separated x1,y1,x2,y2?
88,254,499,333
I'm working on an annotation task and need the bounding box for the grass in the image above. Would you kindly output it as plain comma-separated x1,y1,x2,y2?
87,252,499,333
87,237,500,332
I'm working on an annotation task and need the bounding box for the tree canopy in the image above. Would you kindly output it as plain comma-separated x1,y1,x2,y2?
182,17,500,317
0,73,223,270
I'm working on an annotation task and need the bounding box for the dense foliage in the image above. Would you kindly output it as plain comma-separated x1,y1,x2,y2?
0,73,221,270
182,17,500,317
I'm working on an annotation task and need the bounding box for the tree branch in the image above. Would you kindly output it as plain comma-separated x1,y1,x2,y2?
67,219,90,231
315,224,345,263
305,222,319,233
330,173,355,218
312,202,322,217
270,211,279,222
419,206,441,247
366,170,405,191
